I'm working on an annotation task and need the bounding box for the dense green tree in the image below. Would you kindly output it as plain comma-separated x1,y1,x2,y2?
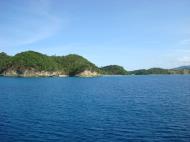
128,68,170,75
0,51,100,76
59,54,98,75
1,51,189,76
0,52,11,73
10,51,59,71
101,65,128,75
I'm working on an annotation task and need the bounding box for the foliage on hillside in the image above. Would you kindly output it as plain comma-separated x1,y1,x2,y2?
1,51,190,76
10,51,58,71
53,54,99,75
128,68,171,75
0,51,100,75
101,65,128,75
0,52,11,73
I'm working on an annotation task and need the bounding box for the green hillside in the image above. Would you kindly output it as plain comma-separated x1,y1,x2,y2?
53,54,99,75
0,52,11,73
101,65,128,75
1,50,190,77
10,51,58,71
128,68,171,75
0,51,100,76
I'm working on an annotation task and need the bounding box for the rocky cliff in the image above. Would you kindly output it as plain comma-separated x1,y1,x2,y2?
76,70,100,77
1,68,100,77
2,69,66,77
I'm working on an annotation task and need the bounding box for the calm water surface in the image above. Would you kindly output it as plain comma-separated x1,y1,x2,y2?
0,75,190,142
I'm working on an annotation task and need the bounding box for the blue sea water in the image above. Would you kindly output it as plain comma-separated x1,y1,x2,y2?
0,75,190,142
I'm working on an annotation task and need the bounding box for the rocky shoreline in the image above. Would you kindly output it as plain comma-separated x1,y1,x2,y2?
0,69,100,77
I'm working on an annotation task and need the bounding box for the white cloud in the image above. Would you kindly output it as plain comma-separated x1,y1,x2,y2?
0,0,62,47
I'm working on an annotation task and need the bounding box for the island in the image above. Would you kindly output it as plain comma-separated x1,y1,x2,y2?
0,51,190,77
0,51,127,77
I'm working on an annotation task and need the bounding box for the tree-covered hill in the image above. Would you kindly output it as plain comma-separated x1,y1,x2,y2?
100,65,128,75
0,51,100,76
10,51,58,71
128,68,171,75
0,52,11,73
53,54,99,76
1,51,190,77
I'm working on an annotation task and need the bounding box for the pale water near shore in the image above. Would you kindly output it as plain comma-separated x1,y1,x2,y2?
0,75,190,142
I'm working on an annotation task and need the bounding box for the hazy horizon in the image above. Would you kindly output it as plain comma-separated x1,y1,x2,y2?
0,0,190,70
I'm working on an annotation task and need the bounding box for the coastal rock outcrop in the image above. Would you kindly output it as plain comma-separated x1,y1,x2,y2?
2,69,99,77
2,69,66,77
76,70,100,77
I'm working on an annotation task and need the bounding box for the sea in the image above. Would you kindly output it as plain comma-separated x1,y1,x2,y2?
0,75,190,142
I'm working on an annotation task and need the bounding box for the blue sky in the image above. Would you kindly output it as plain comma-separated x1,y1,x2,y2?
0,0,190,70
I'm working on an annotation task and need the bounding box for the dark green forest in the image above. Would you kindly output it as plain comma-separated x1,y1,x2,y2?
0,51,99,75
0,51,189,76
100,65,128,75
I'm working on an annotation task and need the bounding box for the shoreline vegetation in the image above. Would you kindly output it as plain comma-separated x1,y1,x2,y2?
0,51,190,77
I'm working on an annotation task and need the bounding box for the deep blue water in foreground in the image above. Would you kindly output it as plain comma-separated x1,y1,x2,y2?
0,75,190,142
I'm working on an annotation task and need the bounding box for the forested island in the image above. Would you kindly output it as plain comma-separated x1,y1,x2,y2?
0,51,190,77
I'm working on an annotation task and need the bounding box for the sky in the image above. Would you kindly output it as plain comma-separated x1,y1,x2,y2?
0,0,190,70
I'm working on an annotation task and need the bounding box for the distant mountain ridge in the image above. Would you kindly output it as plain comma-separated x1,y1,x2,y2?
0,51,99,77
100,65,128,75
173,65,190,70
128,68,170,75
0,51,190,77
0,51,127,77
